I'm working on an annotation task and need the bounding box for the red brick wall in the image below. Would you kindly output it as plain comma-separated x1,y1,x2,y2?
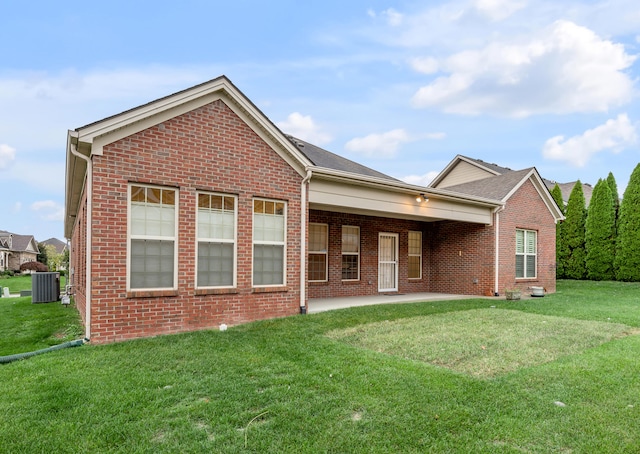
70,189,88,325
498,179,557,294
308,211,430,298
428,220,496,296
86,99,303,343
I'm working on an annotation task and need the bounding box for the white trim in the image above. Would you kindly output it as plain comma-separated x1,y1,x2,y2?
126,183,179,291
252,197,287,287
341,225,360,281
408,231,422,280
68,140,92,340
308,222,328,282
195,192,238,289
515,228,537,279
378,232,399,292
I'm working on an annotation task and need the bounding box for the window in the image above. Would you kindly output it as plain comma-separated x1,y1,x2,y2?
253,198,286,286
129,184,177,289
408,231,422,279
197,192,236,288
342,226,360,280
309,223,328,282
516,229,537,279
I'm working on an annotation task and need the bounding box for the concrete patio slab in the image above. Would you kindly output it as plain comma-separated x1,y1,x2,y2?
308,292,494,314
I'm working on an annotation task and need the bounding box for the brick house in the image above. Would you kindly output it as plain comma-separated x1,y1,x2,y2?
65,76,563,343
0,230,40,272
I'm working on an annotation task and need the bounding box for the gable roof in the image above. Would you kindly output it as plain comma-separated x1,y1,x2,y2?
441,168,536,201
0,230,39,253
287,136,400,182
66,75,313,237
544,180,593,206
41,238,67,254
430,158,564,222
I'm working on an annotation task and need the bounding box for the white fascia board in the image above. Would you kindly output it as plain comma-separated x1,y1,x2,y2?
428,154,501,188
74,77,311,177
310,166,503,208
309,178,497,225
502,169,565,223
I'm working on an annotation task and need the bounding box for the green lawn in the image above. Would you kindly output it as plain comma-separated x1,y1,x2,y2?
0,278,82,355
0,280,639,453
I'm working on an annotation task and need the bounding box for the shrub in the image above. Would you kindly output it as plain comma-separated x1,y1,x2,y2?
563,181,587,279
615,163,640,281
19,261,49,272
585,179,616,280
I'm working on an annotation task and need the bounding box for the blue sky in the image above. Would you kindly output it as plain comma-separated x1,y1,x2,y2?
1,0,639,241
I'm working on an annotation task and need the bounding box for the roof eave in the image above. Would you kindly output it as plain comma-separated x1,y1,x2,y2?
309,166,503,208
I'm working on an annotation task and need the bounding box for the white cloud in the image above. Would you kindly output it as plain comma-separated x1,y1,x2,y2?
276,112,332,145
542,114,637,167
0,144,16,170
400,171,440,186
383,8,404,26
472,0,527,21
31,200,65,221
412,20,636,117
410,57,440,74
345,129,411,158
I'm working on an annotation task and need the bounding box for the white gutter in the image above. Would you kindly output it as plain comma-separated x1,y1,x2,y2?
300,169,313,313
493,205,505,296
69,136,93,340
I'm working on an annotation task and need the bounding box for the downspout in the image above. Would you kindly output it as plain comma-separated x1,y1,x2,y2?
69,139,93,340
299,169,313,314
493,205,505,296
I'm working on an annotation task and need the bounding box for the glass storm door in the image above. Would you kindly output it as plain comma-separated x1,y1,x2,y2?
378,233,399,292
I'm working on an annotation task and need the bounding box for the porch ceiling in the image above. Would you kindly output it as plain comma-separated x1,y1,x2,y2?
309,179,497,225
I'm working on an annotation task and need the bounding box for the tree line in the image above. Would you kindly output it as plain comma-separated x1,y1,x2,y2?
552,163,640,281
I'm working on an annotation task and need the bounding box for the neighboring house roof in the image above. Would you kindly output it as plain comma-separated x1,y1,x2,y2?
41,238,67,254
287,136,400,182
0,230,40,254
544,180,593,206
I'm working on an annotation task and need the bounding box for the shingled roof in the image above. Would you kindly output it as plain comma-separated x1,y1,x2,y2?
460,156,514,175
442,168,536,201
287,136,401,182
0,230,39,253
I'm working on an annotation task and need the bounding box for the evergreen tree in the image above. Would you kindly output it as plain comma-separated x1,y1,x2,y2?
585,179,616,280
606,171,620,213
563,181,587,279
615,163,640,281
550,184,567,278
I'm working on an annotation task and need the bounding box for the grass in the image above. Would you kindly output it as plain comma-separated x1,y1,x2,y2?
327,309,636,378
0,275,81,355
0,280,639,452
0,273,67,294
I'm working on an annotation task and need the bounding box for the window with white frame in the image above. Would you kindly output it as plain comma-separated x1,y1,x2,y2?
408,231,422,279
129,184,177,289
253,198,286,286
197,192,236,288
516,229,537,279
341,225,360,280
309,223,328,282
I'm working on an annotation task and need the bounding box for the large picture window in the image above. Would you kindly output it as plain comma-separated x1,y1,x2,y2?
309,223,328,282
342,225,360,280
129,184,177,289
253,198,286,286
516,229,537,279
197,192,236,288
408,231,422,279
